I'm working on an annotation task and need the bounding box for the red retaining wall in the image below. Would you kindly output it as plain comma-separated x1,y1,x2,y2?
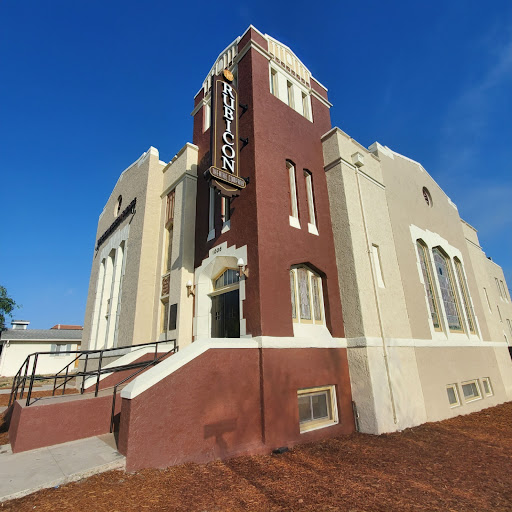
118,347,354,471
9,393,121,453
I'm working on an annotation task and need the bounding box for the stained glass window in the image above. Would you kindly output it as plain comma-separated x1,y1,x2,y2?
290,266,324,325
297,267,311,320
433,248,463,332
416,242,441,330
312,276,322,321
454,259,475,334
290,270,297,319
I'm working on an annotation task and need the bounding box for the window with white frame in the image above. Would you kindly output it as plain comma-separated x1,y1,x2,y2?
484,287,492,312
287,80,294,109
287,161,300,228
446,384,460,407
497,304,503,322
496,278,503,298
270,68,278,97
461,380,482,402
500,280,508,301
203,99,211,132
481,377,493,397
507,319,512,337
269,65,311,121
51,343,72,356
208,187,216,239
302,92,310,120
433,247,463,332
454,258,476,334
416,241,441,331
372,244,385,288
297,386,338,433
303,170,316,231
290,266,324,325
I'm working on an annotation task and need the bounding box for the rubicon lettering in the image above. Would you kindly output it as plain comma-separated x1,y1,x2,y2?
208,72,245,197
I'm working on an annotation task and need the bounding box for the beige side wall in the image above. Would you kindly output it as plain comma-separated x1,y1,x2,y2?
415,345,509,422
153,143,198,350
372,145,487,343
82,148,166,350
463,221,512,344
131,150,166,346
323,128,411,340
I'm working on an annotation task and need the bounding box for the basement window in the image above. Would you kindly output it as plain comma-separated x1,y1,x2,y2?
482,377,493,397
461,380,482,402
446,384,460,408
297,386,338,433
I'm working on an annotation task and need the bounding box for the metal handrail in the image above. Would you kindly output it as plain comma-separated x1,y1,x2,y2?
109,341,178,432
8,339,177,407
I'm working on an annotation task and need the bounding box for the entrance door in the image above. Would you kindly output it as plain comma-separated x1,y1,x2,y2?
211,289,240,338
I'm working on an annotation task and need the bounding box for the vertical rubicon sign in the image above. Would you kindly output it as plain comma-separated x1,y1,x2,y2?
208,70,246,197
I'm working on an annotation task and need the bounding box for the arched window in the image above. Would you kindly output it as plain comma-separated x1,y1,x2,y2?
287,161,300,227
432,247,463,332
290,265,324,324
416,240,441,331
304,170,317,230
454,258,476,334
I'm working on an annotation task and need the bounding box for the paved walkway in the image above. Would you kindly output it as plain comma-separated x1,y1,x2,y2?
0,434,125,502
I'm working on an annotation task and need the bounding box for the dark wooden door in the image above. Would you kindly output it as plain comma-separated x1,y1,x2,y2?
211,290,240,338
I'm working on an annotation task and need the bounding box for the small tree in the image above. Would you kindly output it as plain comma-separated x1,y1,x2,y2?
0,286,18,331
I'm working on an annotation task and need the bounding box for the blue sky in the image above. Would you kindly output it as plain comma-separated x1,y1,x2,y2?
1,1,510,328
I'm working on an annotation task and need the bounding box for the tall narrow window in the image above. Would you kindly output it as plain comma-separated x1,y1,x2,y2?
304,170,317,231
287,81,294,109
221,197,230,223
497,304,503,322
165,190,175,272
290,270,297,320
507,319,512,337
372,244,385,288
166,190,175,225
270,68,278,97
287,161,299,228
433,248,463,332
416,241,441,331
161,301,169,333
484,287,492,312
302,92,310,120
496,278,503,298
208,187,216,239
165,228,173,272
203,100,211,132
500,281,508,301
454,259,476,334
290,266,325,325
297,267,312,321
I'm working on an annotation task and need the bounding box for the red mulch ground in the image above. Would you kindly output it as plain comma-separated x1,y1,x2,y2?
2,402,512,511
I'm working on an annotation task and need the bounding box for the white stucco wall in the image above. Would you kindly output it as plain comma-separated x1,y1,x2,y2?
0,341,80,377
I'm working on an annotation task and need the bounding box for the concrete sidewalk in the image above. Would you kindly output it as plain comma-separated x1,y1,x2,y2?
0,434,125,503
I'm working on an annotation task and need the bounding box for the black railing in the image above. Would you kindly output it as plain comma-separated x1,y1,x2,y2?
9,339,178,407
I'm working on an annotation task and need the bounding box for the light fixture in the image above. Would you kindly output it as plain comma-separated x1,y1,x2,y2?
237,258,249,278
186,280,195,297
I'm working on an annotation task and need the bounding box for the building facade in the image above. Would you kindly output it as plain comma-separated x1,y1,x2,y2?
10,26,510,469
323,130,512,433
